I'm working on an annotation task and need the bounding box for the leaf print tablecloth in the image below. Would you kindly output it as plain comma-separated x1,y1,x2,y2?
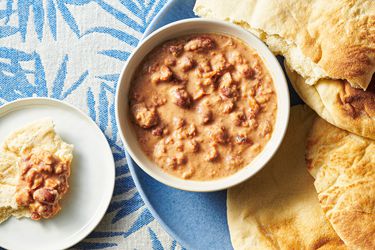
0,0,184,249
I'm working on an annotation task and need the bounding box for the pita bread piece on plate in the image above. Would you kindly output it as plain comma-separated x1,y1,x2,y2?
0,118,73,223
306,117,375,250
227,105,346,250
194,0,375,90
285,62,375,140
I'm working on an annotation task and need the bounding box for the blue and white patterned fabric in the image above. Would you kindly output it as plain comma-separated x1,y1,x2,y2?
0,0,184,249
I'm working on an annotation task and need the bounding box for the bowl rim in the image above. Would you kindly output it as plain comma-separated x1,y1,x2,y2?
115,18,290,192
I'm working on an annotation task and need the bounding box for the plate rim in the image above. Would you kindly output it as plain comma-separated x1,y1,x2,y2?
0,97,116,250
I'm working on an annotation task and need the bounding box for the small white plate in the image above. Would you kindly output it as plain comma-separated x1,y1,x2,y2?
0,98,115,250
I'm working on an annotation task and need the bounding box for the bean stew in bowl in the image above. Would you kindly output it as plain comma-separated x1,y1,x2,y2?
116,19,289,191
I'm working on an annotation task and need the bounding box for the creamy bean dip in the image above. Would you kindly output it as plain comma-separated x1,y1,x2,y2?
15,150,71,220
129,33,277,180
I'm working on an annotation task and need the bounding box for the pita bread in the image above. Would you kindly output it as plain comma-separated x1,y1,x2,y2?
227,105,346,250
306,117,375,249
285,62,375,140
0,118,73,223
194,0,375,90
0,151,29,223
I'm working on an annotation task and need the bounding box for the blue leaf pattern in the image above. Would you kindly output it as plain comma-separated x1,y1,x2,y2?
32,0,44,40
2,0,14,24
17,0,32,41
74,242,118,249
123,209,155,238
0,0,184,249
147,228,184,250
149,228,164,250
0,26,18,38
56,0,81,37
51,55,69,99
94,0,144,32
108,193,144,223
46,0,57,39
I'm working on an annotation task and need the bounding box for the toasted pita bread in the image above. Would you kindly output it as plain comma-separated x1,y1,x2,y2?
306,118,375,249
194,0,375,90
227,105,346,249
285,62,375,140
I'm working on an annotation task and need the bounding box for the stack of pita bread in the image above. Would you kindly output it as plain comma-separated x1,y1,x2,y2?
194,0,375,249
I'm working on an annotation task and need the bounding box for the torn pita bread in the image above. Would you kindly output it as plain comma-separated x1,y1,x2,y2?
285,62,375,140
194,0,375,90
306,117,375,249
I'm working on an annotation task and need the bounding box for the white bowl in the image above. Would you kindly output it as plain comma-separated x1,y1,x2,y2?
116,18,290,192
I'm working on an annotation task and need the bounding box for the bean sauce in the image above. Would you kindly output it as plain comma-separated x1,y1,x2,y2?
129,33,277,180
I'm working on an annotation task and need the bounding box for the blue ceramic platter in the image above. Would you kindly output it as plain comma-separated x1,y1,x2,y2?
126,1,303,249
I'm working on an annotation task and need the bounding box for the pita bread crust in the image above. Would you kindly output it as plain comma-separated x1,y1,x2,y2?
306,118,375,249
285,62,375,140
227,106,346,250
194,0,375,90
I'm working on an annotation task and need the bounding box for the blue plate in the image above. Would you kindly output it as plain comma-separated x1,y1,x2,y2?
126,1,303,249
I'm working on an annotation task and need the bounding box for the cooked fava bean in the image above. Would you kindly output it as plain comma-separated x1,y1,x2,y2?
210,53,232,73
231,111,247,126
131,102,159,128
209,126,228,144
154,140,167,158
205,146,219,162
173,117,185,129
179,56,194,72
236,63,254,79
186,124,197,137
197,104,213,125
151,127,164,137
171,87,192,108
164,57,176,66
220,99,235,114
184,36,215,52
198,59,212,73
151,65,173,83
15,151,70,220
168,44,183,57
247,98,260,118
227,50,243,64
33,188,58,205
182,169,194,179
187,139,200,153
